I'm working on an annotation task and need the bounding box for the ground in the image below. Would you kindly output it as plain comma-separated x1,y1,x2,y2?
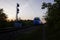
0,25,47,40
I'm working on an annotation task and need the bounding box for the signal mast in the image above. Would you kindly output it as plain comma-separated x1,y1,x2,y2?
16,3,19,21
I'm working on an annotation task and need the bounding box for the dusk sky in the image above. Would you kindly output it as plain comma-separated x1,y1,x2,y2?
0,0,54,21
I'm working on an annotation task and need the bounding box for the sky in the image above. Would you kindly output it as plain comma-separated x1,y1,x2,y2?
0,0,54,22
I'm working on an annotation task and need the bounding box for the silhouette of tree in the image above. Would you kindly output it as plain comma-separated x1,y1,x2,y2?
0,9,7,21
42,0,60,40
0,9,7,27
42,0,60,28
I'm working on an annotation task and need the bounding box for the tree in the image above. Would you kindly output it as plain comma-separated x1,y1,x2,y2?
0,9,7,21
42,0,60,40
0,9,7,27
42,0,60,29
